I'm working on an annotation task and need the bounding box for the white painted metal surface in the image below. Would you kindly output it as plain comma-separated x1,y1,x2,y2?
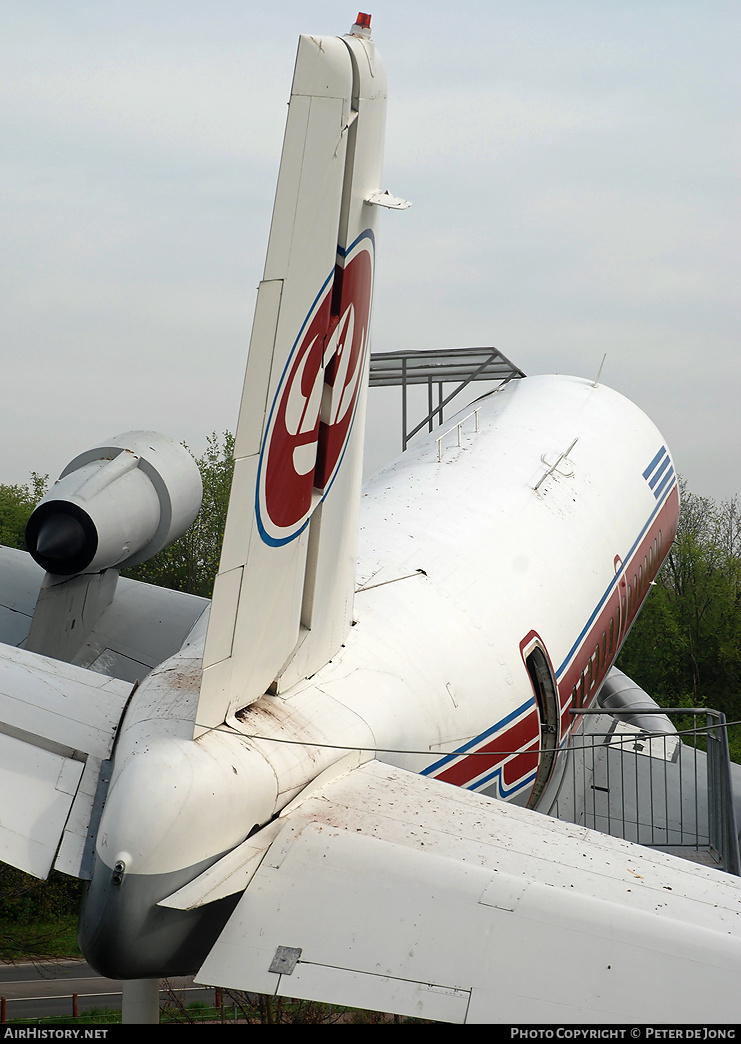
196,761,741,1024
96,370,680,885
0,643,130,877
197,28,387,733
0,16,730,1028
31,431,202,573
0,732,83,879
365,189,412,209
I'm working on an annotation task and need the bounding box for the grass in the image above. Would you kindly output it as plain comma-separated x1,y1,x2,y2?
8,1008,120,1026
0,912,80,963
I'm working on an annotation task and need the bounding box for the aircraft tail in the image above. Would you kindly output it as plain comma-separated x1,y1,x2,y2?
195,17,387,734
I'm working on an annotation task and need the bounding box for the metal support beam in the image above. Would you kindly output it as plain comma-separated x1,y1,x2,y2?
369,347,525,453
122,979,160,1025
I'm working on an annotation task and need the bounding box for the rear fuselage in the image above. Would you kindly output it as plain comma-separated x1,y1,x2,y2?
79,374,679,977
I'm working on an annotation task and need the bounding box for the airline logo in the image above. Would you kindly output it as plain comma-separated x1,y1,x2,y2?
257,231,374,546
643,445,675,500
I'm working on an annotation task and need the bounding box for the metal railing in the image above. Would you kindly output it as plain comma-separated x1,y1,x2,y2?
552,708,740,876
435,408,481,461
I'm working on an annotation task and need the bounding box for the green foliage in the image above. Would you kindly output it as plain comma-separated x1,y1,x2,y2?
0,866,81,960
0,866,81,926
0,473,48,550
619,478,741,724
123,432,234,598
0,439,233,598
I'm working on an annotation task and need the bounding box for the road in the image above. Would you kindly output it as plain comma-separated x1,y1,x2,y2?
0,961,216,1021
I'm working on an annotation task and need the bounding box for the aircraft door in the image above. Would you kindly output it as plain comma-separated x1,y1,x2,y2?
523,643,560,809
614,554,627,646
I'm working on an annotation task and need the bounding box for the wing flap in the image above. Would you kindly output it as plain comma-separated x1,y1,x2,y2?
196,761,741,1023
0,644,129,758
54,754,113,878
280,961,470,1025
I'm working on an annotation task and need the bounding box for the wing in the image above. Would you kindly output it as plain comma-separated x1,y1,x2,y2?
0,546,45,647
0,545,208,683
188,761,741,1024
0,543,208,880
0,641,131,879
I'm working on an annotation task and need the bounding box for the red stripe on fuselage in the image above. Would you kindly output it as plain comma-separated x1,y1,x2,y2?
435,706,540,788
429,482,679,802
557,484,679,741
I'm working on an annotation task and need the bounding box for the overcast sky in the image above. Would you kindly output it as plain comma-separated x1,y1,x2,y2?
2,1,739,503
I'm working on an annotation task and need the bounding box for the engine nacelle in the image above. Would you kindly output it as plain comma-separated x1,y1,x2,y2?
25,432,203,576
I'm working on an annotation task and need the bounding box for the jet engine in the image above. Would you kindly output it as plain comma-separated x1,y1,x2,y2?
25,432,203,576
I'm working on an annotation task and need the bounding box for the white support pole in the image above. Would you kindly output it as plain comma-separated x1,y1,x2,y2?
122,979,160,1024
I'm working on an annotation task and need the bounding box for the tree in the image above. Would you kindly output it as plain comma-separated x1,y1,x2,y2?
123,432,234,597
618,478,741,726
0,864,81,961
0,436,234,599
0,473,48,550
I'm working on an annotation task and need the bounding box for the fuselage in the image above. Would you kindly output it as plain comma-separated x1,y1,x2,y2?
79,373,679,978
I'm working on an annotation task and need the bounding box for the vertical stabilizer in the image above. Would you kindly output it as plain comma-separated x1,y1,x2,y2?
195,21,387,734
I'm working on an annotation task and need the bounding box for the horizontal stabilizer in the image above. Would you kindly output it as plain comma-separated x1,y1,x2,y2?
0,644,130,878
197,760,741,1024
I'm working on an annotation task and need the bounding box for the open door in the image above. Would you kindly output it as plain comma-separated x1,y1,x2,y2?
524,644,560,808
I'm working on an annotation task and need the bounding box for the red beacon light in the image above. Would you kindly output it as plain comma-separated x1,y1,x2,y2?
350,12,372,38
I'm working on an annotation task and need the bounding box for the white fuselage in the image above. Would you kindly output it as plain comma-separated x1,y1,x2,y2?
86,375,678,909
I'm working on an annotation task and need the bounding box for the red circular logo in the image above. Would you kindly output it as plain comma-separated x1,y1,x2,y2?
257,233,374,545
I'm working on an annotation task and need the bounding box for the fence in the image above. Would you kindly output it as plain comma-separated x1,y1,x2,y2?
552,707,740,876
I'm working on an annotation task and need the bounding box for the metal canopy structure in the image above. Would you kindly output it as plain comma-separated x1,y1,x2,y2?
369,347,525,450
